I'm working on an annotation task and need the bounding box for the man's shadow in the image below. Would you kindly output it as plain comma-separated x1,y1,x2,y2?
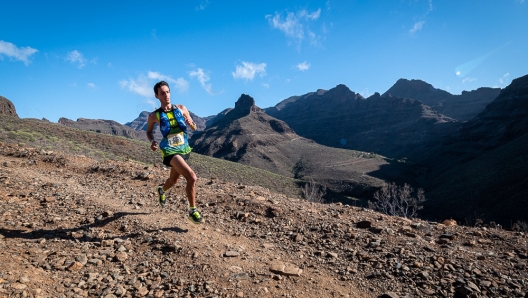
0,211,188,243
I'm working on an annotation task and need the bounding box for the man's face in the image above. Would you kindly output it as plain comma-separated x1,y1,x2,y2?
155,85,170,104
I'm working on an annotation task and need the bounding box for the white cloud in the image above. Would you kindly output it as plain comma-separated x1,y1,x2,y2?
266,8,323,48
232,62,267,81
189,68,214,95
408,0,433,36
462,77,477,84
296,61,311,71
409,21,425,35
119,71,189,105
0,40,38,65
267,12,304,41
499,73,510,85
148,71,189,93
87,83,96,88
173,78,190,93
299,8,321,20
196,0,210,10
427,0,434,13
66,50,87,68
261,83,270,89
516,0,525,3
120,76,152,98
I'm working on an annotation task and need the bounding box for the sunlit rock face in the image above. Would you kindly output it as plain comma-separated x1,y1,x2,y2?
0,96,18,117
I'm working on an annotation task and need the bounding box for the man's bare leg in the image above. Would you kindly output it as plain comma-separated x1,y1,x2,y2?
169,155,197,209
163,168,180,192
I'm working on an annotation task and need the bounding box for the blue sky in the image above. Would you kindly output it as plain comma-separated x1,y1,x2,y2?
1,0,527,124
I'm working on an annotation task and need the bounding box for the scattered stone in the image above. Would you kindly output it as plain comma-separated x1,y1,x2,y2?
439,233,456,240
224,251,240,257
101,239,114,247
67,261,84,271
269,261,302,276
11,283,27,290
442,219,457,226
114,252,128,262
357,221,372,229
232,273,249,280
379,292,399,298
102,210,114,217
369,227,384,234
327,252,338,258
293,233,304,242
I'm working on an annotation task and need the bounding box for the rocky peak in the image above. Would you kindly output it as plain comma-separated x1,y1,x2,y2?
384,79,450,99
0,95,19,118
393,79,436,93
234,94,261,113
57,117,74,125
328,84,352,95
221,94,263,122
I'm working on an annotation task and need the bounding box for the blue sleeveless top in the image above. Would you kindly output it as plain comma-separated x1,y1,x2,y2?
155,105,192,157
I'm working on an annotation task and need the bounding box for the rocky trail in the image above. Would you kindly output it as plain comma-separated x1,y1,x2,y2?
0,143,527,298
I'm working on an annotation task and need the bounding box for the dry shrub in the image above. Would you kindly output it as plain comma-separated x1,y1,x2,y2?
302,180,326,203
368,182,425,218
512,220,528,232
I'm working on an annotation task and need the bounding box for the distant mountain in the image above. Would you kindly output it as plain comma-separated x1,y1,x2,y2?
0,96,18,118
383,79,500,121
420,74,528,225
204,108,232,127
58,117,149,141
191,94,403,199
125,111,151,131
265,84,457,159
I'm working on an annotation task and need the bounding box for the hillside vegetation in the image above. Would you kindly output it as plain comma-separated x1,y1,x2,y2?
0,115,301,198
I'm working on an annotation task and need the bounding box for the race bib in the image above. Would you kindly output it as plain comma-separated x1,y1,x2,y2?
167,132,184,147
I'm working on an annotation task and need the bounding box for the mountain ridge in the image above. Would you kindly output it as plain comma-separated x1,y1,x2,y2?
382,79,500,121
265,84,457,159
191,94,404,201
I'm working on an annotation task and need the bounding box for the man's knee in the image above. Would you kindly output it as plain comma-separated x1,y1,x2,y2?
187,173,197,184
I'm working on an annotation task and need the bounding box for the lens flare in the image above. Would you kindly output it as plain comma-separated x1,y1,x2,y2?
454,41,511,78
455,55,488,77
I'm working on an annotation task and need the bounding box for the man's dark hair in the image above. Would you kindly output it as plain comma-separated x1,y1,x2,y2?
154,81,170,95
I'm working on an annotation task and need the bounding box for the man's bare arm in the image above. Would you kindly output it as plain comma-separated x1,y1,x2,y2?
178,105,197,131
146,113,159,151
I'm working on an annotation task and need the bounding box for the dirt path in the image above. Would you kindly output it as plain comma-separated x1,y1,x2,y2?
0,148,373,298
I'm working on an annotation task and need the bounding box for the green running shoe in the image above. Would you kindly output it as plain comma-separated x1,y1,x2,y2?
157,186,166,207
188,209,203,224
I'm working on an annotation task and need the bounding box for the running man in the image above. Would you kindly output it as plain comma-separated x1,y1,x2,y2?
146,80,203,224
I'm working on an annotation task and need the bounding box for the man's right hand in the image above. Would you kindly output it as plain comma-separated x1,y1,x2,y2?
150,141,159,151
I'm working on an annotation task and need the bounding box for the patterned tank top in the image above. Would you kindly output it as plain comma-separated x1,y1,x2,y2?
155,105,192,157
